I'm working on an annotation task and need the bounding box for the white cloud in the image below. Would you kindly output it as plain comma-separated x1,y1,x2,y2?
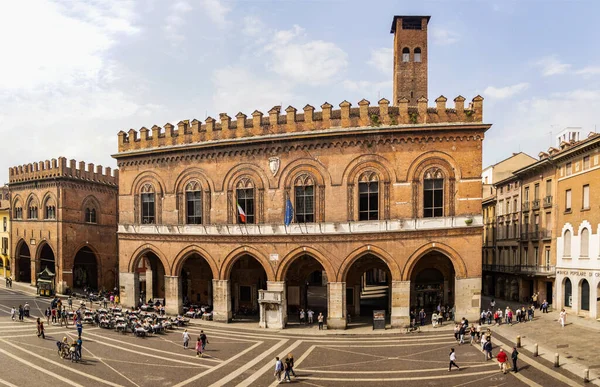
575,66,600,76
368,48,393,75
484,83,530,100
342,80,392,97
535,56,571,76
199,0,231,28
163,1,192,43
430,27,460,45
242,16,266,37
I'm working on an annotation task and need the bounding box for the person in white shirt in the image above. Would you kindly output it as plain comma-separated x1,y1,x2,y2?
10,307,15,321
559,309,567,328
449,348,460,371
182,329,190,349
307,309,314,324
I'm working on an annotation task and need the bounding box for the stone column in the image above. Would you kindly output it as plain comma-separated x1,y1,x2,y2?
164,275,182,315
391,280,410,328
212,279,231,322
327,282,346,329
555,274,564,311
454,277,481,322
119,272,139,309
145,269,153,301
267,281,287,326
30,259,37,287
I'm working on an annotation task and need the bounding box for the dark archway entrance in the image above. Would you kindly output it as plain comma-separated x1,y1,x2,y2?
410,252,455,321
284,255,327,324
180,254,213,307
230,254,267,320
38,244,55,274
137,252,166,303
73,247,98,290
564,278,572,307
17,242,31,283
345,254,391,325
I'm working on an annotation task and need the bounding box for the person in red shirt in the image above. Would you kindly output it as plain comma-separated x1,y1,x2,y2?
497,348,508,374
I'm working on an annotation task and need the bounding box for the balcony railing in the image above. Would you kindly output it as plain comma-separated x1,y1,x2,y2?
484,264,556,276
519,265,555,275
540,229,552,240
522,202,530,211
530,229,540,240
543,195,553,208
520,232,529,241
532,199,540,210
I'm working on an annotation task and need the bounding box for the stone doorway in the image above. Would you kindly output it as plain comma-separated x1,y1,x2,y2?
410,252,455,322
230,254,267,321
16,242,31,283
73,246,98,290
180,253,213,307
284,254,327,325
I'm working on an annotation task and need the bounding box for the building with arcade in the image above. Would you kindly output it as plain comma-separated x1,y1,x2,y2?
113,15,491,328
8,158,118,294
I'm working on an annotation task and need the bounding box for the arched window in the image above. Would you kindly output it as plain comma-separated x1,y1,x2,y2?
358,171,379,221
581,279,590,311
564,278,572,307
423,168,444,218
185,181,202,225
294,174,314,223
13,200,23,220
141,183,155,224
236,178,255,224
414,47,422,62
402,47,410,62
580,228,589,257
563,229,572,257
27,199,38,220
44,197,56,220
85,208,97,223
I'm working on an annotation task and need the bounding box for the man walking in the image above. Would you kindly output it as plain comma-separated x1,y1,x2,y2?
200,330,208,352
497,348,508,374
76,320,83,339
307,309,314,324
419,309,426,326
182,329,190,349
318,312,324,330
274,357,283,382
511,347,519,373
448,348,460,372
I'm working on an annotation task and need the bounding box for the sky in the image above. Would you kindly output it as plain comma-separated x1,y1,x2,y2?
1,0,600,184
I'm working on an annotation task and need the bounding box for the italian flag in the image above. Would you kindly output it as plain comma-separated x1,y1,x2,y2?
237,202,246,223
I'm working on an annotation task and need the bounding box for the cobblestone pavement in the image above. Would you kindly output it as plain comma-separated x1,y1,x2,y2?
0,287,585,386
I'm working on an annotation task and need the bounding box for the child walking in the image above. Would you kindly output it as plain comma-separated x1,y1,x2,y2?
196,337,203,357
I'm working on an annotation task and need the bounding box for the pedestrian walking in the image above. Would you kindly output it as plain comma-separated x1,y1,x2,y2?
448,348,460,372
419,309,426,326
76,320,83,338
307,309,314,324
103,296,108,309
287,353,297,378
39,320,45,339
483,338,493,360
497,348,508,374
182,329,190,349
511,347,519,373
10,306,16,321
274,357,283,382
195,337,203,357
299,309,305,324
559,309,567,327
318,312,324,330
76,337,83,359
200,330,208,351
24,302,30,318
18,305,23,321
458,323,466,345
283,356,292,382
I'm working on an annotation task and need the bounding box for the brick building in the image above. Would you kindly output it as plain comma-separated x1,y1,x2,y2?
8,158,118,293
0,186,10,278
114,15,491,328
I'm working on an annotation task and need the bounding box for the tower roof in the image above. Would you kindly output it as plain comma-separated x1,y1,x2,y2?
390,15,431,33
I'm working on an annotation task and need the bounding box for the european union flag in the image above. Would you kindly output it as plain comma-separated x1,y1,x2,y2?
284,197,294,226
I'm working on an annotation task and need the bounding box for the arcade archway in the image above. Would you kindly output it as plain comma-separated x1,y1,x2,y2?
410,252,455,321
179,253,213,306
283,254,327,324
38,243,55,274
73,246,98,290
137,251,166,303
229,254,267,320
345,254,391,324
16,242,31,283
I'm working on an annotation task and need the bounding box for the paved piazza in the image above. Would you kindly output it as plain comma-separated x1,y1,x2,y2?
0,289,582,386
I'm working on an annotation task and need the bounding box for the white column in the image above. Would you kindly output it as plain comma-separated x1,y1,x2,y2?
145,269,153,302
555,274,564,311
164,275,182,315
119,272,139,309
327,282,346,329
267,281,287,326
212,279,231,322
391,280,410,328
454,277,481,322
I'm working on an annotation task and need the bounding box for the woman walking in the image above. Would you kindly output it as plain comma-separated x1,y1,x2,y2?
559,309,567,328
287,354,297,378
182,329,190,349
195,337,203,357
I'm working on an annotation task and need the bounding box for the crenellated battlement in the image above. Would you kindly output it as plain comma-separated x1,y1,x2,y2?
9,157,118,186
117,95,484,153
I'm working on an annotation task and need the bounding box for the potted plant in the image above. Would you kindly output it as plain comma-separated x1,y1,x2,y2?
464,217,473,225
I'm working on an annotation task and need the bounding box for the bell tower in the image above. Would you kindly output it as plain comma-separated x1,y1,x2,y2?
390,15,430,106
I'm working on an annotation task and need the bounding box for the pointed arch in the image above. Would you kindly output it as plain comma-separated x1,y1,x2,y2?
220,245,275,281
403,242,468,281
276,246,336,282
338,245,401,282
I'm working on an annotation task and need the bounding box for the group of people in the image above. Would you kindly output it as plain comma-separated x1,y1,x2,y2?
5,277,13,287
298,309,315,324
274,354,296,383
10,302,30,321
411,304,455,327
449,328,519,374
182,329,209,357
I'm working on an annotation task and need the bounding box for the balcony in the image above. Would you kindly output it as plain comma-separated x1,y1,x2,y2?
520,232,529,241
522,202,530,211
532,199,540,210
483,264,519,274
530,229,540,240
519,265,555,276
543,195,553,208
540,229,552,240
